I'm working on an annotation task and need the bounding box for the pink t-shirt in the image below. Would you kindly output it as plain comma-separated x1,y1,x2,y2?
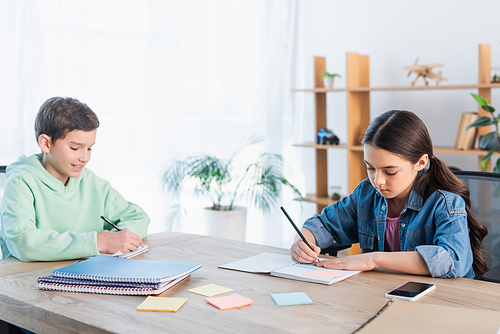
384,216,400,252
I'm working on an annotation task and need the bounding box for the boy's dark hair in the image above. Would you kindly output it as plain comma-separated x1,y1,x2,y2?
35,97,99,143
362,110,488,277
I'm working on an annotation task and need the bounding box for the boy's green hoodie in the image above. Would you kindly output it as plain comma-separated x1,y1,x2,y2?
0,154,150,261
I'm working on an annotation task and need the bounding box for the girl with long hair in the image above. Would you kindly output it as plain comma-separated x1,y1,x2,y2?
291,110,488,278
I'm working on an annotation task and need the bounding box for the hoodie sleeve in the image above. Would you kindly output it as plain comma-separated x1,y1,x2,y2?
101,181,150,239
0,175,100,262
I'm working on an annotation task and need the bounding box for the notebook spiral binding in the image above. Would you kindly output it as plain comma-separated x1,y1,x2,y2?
37,282,170,295
274,261,300,271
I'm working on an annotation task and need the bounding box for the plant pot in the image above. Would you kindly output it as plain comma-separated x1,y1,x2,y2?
480,134,500,150
323,77,334,89
202,206,247,241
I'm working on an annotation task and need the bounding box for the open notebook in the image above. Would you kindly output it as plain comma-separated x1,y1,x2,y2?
100,245,148,258
219,252,360,285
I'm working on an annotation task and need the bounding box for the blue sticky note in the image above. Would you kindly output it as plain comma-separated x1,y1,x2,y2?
270,292,313,306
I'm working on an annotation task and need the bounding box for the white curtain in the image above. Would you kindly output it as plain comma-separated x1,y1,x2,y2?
0,0,308,247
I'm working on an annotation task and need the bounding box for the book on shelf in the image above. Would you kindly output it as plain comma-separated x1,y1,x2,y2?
455,112,478,150
218,252,360,285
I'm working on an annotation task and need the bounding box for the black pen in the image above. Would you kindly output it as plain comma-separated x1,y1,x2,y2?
100,215,122,231
280,206,319,262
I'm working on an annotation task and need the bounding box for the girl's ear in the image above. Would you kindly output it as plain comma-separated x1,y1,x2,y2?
38,134,52,154
414,154,429,171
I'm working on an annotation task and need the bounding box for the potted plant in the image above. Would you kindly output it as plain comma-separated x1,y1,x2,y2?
321,71,341,89
161,138,302,240
467,93,500,172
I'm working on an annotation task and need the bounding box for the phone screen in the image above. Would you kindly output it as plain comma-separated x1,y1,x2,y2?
387,282,434,298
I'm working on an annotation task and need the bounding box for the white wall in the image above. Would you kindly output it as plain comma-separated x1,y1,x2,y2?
295,0,500,198
2,1,499,249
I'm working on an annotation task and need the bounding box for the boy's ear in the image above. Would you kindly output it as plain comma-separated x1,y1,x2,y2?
38,134,52,153
414,154,429,171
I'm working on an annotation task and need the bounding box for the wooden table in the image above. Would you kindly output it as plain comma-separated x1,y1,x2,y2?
1,231,500,334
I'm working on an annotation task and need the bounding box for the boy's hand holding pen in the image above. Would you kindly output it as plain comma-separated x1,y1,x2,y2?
97,216,143,254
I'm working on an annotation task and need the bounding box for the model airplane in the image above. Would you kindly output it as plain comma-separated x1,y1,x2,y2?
403,58,448,86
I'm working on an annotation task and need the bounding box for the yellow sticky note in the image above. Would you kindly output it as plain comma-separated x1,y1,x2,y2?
187,283,234,297
136,296,187,312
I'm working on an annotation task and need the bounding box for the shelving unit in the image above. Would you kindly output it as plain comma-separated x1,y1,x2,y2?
293,44,500,214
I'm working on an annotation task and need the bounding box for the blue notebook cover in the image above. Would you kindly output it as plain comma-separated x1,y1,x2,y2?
52,255,201,283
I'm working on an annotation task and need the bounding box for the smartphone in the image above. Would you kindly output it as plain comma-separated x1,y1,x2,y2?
385,281,436,302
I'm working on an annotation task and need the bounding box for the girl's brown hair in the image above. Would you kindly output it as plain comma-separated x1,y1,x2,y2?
362,110,488,277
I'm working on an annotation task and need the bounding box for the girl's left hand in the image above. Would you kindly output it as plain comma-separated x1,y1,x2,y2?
315,253,378,272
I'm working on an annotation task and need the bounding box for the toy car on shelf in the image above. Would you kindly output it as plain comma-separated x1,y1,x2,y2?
316,128,339,145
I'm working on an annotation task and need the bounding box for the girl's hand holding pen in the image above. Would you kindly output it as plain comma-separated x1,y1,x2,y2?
290,238,321,264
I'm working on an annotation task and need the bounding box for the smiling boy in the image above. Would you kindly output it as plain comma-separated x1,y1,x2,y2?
0,97,150,261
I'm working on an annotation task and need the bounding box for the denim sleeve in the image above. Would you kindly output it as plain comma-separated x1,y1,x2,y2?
303,215,336,248
415,245,457,278
303,189,361,249
416,202,474,278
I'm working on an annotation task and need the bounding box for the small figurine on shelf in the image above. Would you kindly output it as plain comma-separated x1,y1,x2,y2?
490,67,500,83
403,58,448,86
320,71,341,89
331,192,341,201
330,186,341,201
317,128,339,145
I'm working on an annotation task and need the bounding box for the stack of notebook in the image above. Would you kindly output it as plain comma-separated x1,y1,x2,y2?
38,255,201,295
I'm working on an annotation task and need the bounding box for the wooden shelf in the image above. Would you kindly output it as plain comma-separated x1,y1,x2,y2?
292,83,500,93
293,142,349,149
295,194,339,206
293,45,497,212
293,45,497,255
294,143,500,156
433,146,500,156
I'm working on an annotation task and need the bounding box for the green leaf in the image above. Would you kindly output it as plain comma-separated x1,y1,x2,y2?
321,71,341,78
479,132,497,149
471,93,491,106
466,116,494,130
494,159,500,174
481,105,496,113
480,150,493,171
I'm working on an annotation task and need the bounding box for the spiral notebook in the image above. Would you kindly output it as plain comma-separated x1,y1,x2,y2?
51,255,202,283
219,252,360,285
38,274,165,289
38,273,190,295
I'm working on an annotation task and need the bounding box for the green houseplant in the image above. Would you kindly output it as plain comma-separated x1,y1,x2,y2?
467,93,500,172
161,138,302,215
320,71,341,89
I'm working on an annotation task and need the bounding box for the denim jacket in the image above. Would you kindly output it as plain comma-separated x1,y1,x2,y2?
303,178,474,278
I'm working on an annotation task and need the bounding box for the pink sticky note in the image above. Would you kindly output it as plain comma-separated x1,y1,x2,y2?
304,270,345,279
205,293,253,311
